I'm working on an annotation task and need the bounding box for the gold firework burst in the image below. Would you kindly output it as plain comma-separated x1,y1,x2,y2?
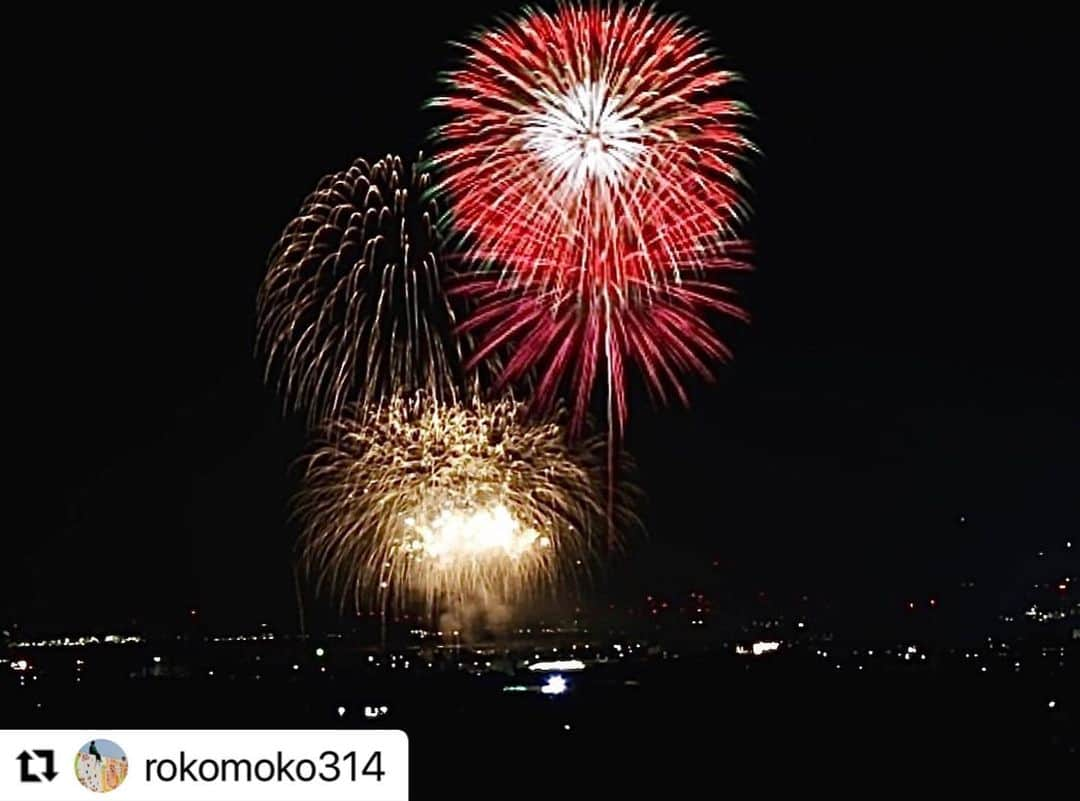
295,393,625,616
257,154,462,425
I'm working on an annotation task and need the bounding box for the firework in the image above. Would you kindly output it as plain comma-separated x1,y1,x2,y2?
432,2,755,435
453,257,750,436
257,154,461,424
295,394,619,615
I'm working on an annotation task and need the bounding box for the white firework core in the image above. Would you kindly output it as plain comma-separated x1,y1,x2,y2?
525,81,644,189
402,503,554,563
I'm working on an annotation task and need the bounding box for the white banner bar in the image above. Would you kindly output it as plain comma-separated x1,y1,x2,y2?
0,731,408,801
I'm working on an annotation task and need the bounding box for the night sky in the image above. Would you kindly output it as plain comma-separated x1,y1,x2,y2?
8,7,1077,633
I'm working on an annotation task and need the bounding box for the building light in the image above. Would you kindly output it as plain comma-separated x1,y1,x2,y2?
541,675,568,695
529,660,585,673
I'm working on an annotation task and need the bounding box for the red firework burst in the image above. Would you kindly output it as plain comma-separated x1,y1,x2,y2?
454,255,750,437
432,1,755,435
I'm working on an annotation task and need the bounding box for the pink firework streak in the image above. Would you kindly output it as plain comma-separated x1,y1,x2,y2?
432,1,755,437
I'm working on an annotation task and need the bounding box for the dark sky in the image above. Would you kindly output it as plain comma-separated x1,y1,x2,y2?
7,7,1077,632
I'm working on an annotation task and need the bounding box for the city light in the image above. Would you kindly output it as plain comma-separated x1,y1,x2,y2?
11,635,142,648
541,675,568,695
752,641,781,656
529,660,585,673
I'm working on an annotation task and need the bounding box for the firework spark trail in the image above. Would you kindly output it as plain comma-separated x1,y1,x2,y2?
431,2,756,436
452,258,751,436
257,154,463,425
294,394,628,617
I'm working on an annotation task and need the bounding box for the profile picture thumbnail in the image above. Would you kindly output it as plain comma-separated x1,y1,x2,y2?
74,739,128,794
